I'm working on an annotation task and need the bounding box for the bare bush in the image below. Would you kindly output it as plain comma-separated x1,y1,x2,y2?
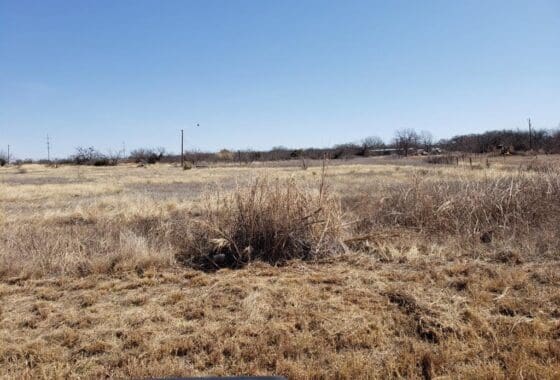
129,147,165,164
71,147,116,166
179,177,346,270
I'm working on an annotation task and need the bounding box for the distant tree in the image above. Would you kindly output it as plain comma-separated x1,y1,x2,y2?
217,149,234,161
72,146,107,165
332,143,361,159
106,149,122,165
0,150,7,166
545,129,560,153
438,128,560,154
361,136,385,155
290,149,304,158
269,146,291,161
419,130,434,151
394,128,419,156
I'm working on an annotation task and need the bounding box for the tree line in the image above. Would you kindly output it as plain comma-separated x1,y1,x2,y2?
2,126,559,166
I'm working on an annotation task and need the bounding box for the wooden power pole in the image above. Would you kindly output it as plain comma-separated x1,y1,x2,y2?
181,129,184,167
181,124,198,167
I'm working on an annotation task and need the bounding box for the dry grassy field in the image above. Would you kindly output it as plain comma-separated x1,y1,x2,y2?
1,155,559,379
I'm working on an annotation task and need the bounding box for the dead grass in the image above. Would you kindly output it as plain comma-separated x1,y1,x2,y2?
1,257,558,379
365,171,560,238
180,177,346,270
1,156,559,378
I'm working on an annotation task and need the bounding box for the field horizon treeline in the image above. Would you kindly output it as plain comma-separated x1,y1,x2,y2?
2,126,560,166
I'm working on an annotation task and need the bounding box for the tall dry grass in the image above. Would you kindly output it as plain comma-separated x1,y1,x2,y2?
359,171,560,237
0,200,192,278
179,177,346,270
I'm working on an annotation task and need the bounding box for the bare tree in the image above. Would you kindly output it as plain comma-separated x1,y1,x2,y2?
359,136,385,156
420,130,434,151
394,128,419,156
362,136,385,149
106,149,122,165
72,146,103,165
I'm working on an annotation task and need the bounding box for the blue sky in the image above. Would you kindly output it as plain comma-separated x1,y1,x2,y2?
1,0,559,159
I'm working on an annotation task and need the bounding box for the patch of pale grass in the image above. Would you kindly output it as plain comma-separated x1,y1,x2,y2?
0,182,124,202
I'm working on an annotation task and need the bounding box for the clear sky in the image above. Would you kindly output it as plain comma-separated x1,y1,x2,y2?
1,0,559,159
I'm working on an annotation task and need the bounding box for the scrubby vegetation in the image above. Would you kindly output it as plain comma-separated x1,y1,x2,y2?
71,146,119,166
129,147,166,164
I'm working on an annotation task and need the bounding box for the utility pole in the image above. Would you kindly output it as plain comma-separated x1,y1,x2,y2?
47,135,51,162
527,118,533,151
181,129,184,167
121,141,126,160
7,145,10,165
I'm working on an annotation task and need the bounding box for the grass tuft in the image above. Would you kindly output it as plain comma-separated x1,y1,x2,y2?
179,177,346,270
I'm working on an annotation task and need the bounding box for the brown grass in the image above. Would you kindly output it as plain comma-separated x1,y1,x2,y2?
367,171,560,237
180,177,345,270
1,156,559,378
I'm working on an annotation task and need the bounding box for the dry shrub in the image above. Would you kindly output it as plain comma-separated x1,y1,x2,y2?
366,172,560,237
178,177,345,270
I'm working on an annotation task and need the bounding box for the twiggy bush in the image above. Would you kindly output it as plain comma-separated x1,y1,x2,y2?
179,177,345,269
